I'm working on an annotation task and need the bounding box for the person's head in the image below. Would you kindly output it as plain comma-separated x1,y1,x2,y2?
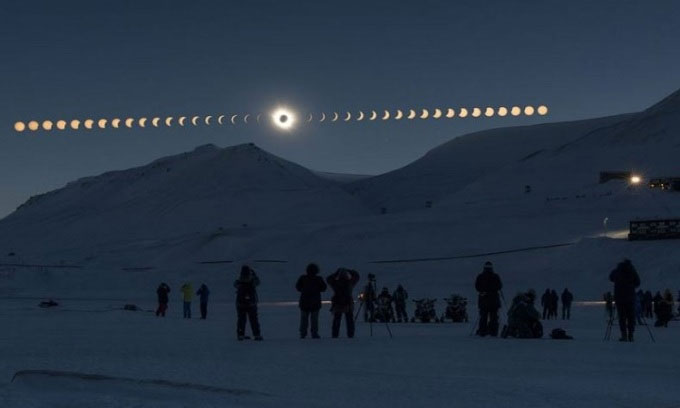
397,284,403,290
335,268,350,280
240,265,252,280
306,263,320,276
526,289,537,303
483,261,493,272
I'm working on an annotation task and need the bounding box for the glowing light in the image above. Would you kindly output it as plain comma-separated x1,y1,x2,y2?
497,107,508,117
630,175,642,184
205,116,212,125
407,110,416,119
42,120,53,131
524,106,535,116
28,121,40,131
126,118,135,128
56,120,67,130
537,105,548,115
356,111,365,121
271,107,296,130
420,109,429,119
382,110,390,120
344,112,352,122
70,120,80,130
163,117,172,127
192,116,200,126
394,110,403,120
14,121,26,132
139,118,147,128
511,106,521,116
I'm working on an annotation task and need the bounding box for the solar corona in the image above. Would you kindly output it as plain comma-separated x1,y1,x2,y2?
13,104,549,133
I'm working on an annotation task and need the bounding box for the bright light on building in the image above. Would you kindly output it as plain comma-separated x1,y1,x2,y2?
630,175,642,184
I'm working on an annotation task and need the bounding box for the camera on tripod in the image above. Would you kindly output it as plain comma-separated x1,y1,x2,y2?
368,273,376,282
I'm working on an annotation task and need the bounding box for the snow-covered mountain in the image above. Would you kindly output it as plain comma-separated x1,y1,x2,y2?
0,143,369,259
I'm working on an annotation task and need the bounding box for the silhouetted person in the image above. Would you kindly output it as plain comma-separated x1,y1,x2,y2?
503,289,542,338
327,268,360,338
295,263,327,339
561,288,573,320
635,290,644,325
180,282,193,319
156,282,171,317
654,289,674,328
196,283,210,319
376,287,395,322
475,261,503,336
234,265,262,341
643,290,653,318
609,259,641,342
541,289,551,319
393,284,409,322
362,276,377,322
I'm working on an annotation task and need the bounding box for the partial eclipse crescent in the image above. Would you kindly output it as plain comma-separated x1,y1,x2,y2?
125,118,134,128
319,112,326,122
164,117,173,127
230,115,238,124
369,110,377,121
395,110,403,120
382,110,390,120
204,116,212,125
344,112,351,122
243,114,250,124
178,116,187,126
138,117,147,128
191,116,199,126
407,109,416,119
331,112,339,122
420,109,429,119
151,117,160,127
446,108,455,118
217,115,225,125
433,109,442,119
357,111,364,121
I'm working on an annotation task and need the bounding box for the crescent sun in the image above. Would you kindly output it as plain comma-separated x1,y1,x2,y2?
243,114,250,124
344,112,351,121
357,111,364,121
446,108,455,118
165,117,173,127
420,109,429,119
191,116,199,126
369,110,377,121
178,116,187,126
319,112,326,122
331,112,339,122
407,109,416,119
256,114,262,123
139,117,147,128
307,113,313,122
151,117,160,127
433,108,442,119
395,110,403,120
230,114,238,125
204,116,212,125
382,110,390,120
217,115,225,125
125,118,135,128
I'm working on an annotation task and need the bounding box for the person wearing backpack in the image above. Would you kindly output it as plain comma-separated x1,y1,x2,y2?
234,265,262,341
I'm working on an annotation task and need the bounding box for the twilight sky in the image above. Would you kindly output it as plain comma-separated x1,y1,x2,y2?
1,0,679,218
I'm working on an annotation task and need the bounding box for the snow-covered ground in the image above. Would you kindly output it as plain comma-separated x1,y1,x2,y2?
0,298,678,407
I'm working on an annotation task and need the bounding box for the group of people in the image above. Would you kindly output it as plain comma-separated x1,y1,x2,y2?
540,288,573,320
151,258,675,343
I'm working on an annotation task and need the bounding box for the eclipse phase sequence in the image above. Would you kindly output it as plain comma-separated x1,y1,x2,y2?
13,104,548,133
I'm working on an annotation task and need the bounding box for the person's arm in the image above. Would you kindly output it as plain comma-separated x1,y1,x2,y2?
295,276,303,292
609,269,616,282
319,277,327,292
474,276,481,292
350,270,360,286
496,275,503,291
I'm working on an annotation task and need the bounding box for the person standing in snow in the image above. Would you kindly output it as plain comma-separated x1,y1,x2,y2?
393,284,409,322
295,263,327,339
541,289,551,319
180,282,193,319
475,261,503,337
155,282,171,317
327,268,360,338
609,259,641,342
549,289,559,319
234,265,262,341
561,288,574,320
196,283,210,319
643,290,654,318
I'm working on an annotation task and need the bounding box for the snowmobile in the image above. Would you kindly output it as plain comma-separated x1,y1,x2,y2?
441,294,468,323
411,298,439,323
373,296,395,323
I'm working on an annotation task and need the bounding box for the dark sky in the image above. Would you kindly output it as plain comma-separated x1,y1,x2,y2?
1,0,679,218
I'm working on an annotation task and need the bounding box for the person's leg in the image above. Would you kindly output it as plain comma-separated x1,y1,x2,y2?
489,309,499,336
478,307,489,336
625,302,635,341
237,307,247,338
300,310,309,338
346,310,355,338
248,306,261,338
616,302,628,340
187,302,191,319
332,312,341,338
156,303,161,317
311,310,320,338
542,306,547,319
200,302,207,319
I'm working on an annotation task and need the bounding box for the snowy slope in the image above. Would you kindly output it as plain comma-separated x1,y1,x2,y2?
0,143,369,260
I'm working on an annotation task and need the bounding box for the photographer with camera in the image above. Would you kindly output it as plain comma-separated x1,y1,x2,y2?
327,268,360,338
234,265,263,341
362,273,377,322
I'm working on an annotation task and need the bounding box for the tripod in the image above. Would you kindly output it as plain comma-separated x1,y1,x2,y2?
354,277,393,338
604,306,655,342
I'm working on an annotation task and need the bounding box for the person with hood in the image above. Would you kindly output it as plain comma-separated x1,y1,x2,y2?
474,261,503,337
393,284,409,322
561,288,574,320
295,263,327,339
180,282,193,319
234,265,262,341
196,283,210,319
156,282,171,317
609,259,641,342
654,289,674,327
326,268,360,338
541,289,551,319
502,289,542,339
